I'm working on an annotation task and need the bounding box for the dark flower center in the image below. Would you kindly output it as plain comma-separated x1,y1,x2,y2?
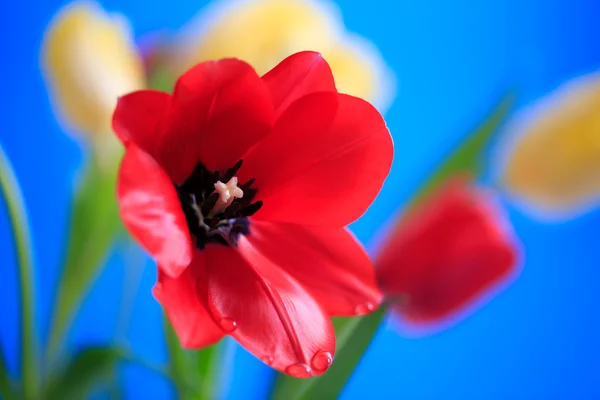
176,160,262,248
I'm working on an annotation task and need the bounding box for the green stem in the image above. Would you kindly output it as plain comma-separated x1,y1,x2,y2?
0,341,16,400
107,368,121,400
44,155,121,368
115,241,146,342
124,351,207,398
108,241,146,399
195,341,223,400
163,316,191,398
0,144,39,399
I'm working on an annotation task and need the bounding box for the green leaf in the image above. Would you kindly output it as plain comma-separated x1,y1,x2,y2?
271,309,386,400
0,143,39,399
43,346,124,400
267,91,515,400
406,91,515,212
163,315,224,400
44,155,122,366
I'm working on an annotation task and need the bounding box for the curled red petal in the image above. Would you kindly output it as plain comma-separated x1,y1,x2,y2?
199,244,336,377
117,144,192,278
240,92,393,226
112,89,170,149
153,251,225,348
165,58,274,182
262,51,337,118
376,180,519,324
113,90,195,183
245,221,382,316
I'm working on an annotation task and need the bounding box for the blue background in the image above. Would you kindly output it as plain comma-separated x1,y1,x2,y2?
2,0,600,398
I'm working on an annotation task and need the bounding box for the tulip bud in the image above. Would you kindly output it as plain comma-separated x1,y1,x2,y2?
41,1,145,150
156,0,394,111
500,72,600,220
375,180,519,333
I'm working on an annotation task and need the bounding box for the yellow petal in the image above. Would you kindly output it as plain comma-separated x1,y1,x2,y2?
41,1,145,142
500,73,600,217
322,36,395,111
172,0,338,75
168,0,394,109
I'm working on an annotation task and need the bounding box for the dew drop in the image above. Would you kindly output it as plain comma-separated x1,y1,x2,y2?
260,355,274,365
285,363,312,378
354,302,375,315
219,317,237,332
311,351,333,372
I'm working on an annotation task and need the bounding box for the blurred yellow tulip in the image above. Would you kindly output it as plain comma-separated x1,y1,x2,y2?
166,0,394,111
41,1,145,147
500,73,600,219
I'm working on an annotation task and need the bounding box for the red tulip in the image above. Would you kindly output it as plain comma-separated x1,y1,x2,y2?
375,180,518,331
112,51,393,377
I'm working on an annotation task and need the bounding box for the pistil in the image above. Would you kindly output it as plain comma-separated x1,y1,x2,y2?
211,177,244,215
176,160,262,249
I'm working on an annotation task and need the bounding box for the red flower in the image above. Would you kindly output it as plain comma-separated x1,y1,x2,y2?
113,51,393,377
375,180,518,328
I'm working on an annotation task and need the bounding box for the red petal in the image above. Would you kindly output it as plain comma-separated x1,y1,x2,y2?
376,180,519,324
112,90,171,149
199,244,336,377
240,93,393,226
117,144,192,278
262,51,336,118
245,221,382,316
153,252,225,348
165,58,274,182
113,90,199,184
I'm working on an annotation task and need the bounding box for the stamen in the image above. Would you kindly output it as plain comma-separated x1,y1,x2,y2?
201,192,220,215
223,160,244,181
177,160,260,249
241,200,263,217
211,177,244,214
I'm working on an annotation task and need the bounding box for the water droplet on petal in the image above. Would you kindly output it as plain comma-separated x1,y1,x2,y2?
354,302,375,315
219,317,237,332
311,351,333,372
285,363,312,378
260,355,274,365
